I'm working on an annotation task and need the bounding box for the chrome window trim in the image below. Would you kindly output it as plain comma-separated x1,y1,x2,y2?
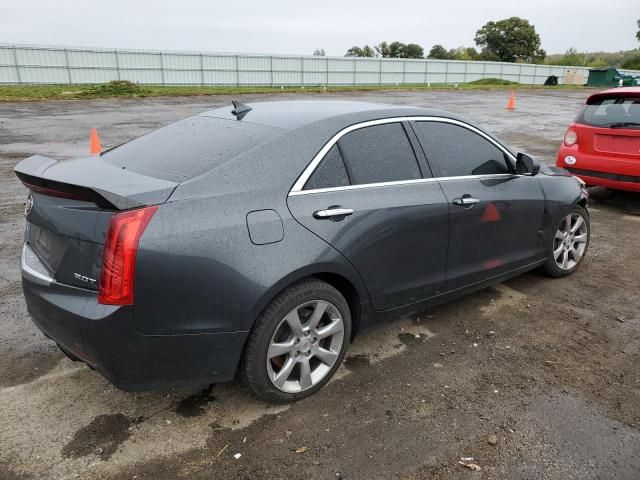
289,116,517,196
288,174,517,196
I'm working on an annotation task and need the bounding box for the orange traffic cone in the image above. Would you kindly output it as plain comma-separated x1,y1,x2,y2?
89,128,102,155
506,91,516,110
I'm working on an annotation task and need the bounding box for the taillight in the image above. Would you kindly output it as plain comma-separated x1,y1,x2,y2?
564,128,578,146
98,205,158,305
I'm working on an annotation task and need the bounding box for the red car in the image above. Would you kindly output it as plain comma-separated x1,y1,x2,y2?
557,87,640,192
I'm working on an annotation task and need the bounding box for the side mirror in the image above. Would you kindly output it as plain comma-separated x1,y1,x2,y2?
516,152,540,176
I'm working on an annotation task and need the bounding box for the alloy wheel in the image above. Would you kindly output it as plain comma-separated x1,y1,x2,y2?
553,212,588,271
266,300,344,393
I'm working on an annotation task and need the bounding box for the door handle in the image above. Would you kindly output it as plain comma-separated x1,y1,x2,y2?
313,208,354,219
453,195,480,207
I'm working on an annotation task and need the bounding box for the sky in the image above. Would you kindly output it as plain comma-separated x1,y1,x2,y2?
1,0,638,56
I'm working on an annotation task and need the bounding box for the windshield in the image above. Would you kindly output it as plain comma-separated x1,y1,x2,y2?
577,97,640,128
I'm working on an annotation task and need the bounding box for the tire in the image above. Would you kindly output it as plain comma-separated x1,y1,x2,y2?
241,279,352,403
542,205,590,277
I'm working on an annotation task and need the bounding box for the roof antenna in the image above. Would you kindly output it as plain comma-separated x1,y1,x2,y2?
231,100,252,120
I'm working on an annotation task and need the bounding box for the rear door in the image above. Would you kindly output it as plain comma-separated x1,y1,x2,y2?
411,120,545,290
287,121,450,311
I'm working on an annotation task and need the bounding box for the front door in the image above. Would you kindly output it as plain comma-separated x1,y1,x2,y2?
411,120,546,290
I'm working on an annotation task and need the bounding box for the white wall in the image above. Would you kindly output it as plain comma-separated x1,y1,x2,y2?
1,44,638,86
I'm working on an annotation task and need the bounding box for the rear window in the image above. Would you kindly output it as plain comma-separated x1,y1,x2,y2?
577,97,640,128
103,116,282,181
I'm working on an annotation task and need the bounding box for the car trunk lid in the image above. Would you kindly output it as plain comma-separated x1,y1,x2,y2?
16,154,177,290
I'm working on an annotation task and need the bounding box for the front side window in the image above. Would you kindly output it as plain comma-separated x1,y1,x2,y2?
413,122,511,177
337,123,422,185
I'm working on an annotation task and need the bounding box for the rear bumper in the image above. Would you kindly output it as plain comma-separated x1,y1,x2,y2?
564,169,640,192
557,147,640,192
21,246,248,390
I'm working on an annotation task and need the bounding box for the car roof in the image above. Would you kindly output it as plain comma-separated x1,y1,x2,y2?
171,100,510,202
587,87,640,104
198,100,458,130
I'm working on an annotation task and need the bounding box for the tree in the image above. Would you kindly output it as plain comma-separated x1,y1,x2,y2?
446,47,480,61
403,43,424,59
549,48,586,67
588,59,608,68
622,53,640,70
475,17,546,62
464,47,480,60
376,41,400,57
637,19,640,42
564,47,581,62
377,41,424,58
428,45,450,59
345,45,376,57
313,49,326,56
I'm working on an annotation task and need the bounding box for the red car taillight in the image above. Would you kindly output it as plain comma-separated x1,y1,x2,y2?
564,128,578,146
98,205,158,305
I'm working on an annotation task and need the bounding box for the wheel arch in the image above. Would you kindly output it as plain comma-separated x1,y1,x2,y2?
252,264,367,341
312,272,362,339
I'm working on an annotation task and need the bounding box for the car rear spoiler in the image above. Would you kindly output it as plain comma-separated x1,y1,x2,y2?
586,89,640,105
14,155,178,210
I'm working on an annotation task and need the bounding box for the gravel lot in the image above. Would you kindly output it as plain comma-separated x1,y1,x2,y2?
1,90,639,480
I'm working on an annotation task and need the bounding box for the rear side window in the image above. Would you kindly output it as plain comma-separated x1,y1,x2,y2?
103,116,282,181
413,122,510,177
304,145,350,190
577,97,640,128
337,123,422,185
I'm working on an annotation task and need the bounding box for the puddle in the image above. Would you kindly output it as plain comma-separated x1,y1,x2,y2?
175,385,216,418
398,332,424,346
343,354,371,371
61,414,142,460
348,318,436,364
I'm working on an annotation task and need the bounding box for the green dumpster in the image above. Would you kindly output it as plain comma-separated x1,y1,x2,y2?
621,75,639,87
586,68,622,87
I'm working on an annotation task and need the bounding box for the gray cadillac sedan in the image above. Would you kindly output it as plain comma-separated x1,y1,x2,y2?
16,100,589,403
